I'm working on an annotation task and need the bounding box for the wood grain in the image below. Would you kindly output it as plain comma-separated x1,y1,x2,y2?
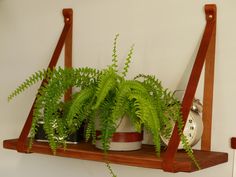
201,5,217,151
64,9,73,101
3,139,228,172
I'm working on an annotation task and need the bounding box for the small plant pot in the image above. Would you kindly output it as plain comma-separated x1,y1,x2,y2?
35,120,84,144
95,116,143,151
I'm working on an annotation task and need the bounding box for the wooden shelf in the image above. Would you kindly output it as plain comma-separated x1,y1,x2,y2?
3,138,228,172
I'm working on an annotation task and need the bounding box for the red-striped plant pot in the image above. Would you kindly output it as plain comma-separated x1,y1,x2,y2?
95,115,143,151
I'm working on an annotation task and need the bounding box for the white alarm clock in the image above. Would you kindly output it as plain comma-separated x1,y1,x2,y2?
161,99,203,148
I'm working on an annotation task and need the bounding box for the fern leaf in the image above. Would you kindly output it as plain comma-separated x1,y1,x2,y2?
111,80,146,121
93,69,118,110
8,69,49,101
122,44,134,78
85,114,96,143
66,87,94,129
111,34,119,72
128,92,161,156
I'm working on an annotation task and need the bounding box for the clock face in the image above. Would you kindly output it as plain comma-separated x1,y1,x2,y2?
160,111,203,149
184,112,200,147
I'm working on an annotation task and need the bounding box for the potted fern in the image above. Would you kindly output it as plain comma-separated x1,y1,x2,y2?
8,34,198,176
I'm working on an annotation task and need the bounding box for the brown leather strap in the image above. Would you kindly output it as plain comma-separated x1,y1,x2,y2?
64,9,73,101
231,138,236,149
16,9,73,153
162,4,216,172
201,5,216,151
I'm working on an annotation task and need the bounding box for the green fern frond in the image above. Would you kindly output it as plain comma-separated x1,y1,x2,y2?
128,92,161,156
122,44,134,78
110,80,147,122
66,87,94,130
127,102,142,132
34,68,76,152
27,67,99,152
138,74,199,168
111,34,119,72
85,114,96,143
106,160,117,177
8,68,51,101
56,116,68,149
93,69,119,110
175,110,201,170
134,74,177,138
100,115,116,153
74,67,100,88
96,96,117,152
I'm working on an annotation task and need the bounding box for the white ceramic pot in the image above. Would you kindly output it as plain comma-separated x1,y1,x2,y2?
95,115,143,151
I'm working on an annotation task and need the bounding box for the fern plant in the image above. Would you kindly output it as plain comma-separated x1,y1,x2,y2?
8,34,199,177
9,66,100,152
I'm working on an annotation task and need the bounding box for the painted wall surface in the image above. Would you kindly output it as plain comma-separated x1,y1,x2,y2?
0,0,235,177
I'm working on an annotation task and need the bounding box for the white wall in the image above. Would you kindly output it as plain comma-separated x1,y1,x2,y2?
0,0,235,177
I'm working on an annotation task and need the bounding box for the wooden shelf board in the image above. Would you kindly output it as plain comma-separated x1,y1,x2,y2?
3,138,228,172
